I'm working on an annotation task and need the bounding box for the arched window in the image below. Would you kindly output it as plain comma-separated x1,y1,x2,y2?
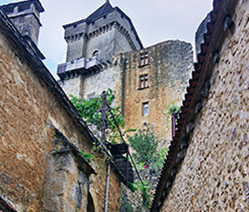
92,50,99,57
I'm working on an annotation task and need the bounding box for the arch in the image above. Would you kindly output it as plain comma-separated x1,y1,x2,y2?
92,50,99,57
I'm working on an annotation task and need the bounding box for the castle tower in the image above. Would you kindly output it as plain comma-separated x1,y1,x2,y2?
57,1,143,85
0,0,44,45
57,1,194,144
0,0,45,59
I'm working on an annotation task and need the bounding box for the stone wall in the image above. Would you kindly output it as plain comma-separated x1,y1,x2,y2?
86,27,116,62
122,40,193,143
58,75,84,98
81,57,123,105
63,6,141,63
1,0,43,45
0,22,122,211
162,1,249,211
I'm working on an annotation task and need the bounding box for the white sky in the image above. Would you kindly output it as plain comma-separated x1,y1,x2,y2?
1,0,213,78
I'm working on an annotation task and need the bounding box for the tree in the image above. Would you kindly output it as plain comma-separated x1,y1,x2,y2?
128,129,158,166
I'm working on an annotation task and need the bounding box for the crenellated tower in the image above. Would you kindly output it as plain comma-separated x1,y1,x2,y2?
57,1,143,86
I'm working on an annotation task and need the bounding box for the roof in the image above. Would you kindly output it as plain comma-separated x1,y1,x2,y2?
85,1,113,23
150,0,239,211
0,8,133,191
63,1,143,49
0,0,44,13
0,196,18,212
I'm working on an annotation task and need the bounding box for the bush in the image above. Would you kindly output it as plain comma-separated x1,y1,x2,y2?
128,129,158,166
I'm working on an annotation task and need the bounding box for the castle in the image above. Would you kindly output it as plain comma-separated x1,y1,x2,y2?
0,0,192,211
0,0,248,211
57,0,193,143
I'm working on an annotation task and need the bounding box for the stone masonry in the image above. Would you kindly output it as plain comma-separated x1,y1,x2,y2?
58,2,194,145
122,40,193,143
0,8,123,211
162,0,249,211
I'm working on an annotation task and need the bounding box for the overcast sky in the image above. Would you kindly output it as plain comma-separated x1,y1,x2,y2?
1,0,212,78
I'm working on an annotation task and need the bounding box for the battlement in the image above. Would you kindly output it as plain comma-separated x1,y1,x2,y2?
62,1,142,63
57,55,113,80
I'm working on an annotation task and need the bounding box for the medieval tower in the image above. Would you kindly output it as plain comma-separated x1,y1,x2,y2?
57,0,194,143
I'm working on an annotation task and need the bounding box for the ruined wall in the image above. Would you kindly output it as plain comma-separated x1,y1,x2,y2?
163,1,249,211
122,40,193,143
0,26,122,211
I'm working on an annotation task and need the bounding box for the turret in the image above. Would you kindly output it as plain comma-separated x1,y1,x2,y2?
57,1,143,80
1,0,44,46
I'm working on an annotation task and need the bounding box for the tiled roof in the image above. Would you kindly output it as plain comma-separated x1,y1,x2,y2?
150,0,238,211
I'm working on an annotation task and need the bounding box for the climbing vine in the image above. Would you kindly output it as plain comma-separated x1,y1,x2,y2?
70,88,130,144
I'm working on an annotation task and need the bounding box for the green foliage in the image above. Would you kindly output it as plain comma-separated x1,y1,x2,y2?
128,129,158,165
167,104,181,123
70,88,127,144
167,104,181,115
81,151,93,163
132,180,151,209
150,147,169,170
122,203,133,212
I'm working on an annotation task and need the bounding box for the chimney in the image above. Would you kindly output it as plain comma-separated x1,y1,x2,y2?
1,0,45,45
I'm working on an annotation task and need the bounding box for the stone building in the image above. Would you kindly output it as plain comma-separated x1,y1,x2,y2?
0,1,134,211
57,1,193,143
151,0,249,211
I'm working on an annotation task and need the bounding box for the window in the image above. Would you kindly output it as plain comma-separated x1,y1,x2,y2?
139,74,149,89
143,102,149,116
139,51,149,66
92,50,99,57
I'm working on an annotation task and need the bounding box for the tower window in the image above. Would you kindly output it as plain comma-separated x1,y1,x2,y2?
92,50,99,57
143,102,149,116
139,51,149,67
139,74,149,89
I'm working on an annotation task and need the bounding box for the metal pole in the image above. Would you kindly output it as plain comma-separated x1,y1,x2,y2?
106,103,145,186
126,144,129,186
104,162,111,212
101,91,107,145
128,152,144,186
171,112,176,139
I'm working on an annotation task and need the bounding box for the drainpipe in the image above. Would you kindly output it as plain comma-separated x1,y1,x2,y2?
104,162,111,212
171,112,176,139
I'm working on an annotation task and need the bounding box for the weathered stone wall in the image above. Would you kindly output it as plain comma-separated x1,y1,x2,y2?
162,1,249,211
122,40,193,143
86,27,116,62
0,25,122,211
1,1,43,45
64,7,141,63
58,76,84,98
82,57,123,105
114,29,133,55
10,13,41,45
